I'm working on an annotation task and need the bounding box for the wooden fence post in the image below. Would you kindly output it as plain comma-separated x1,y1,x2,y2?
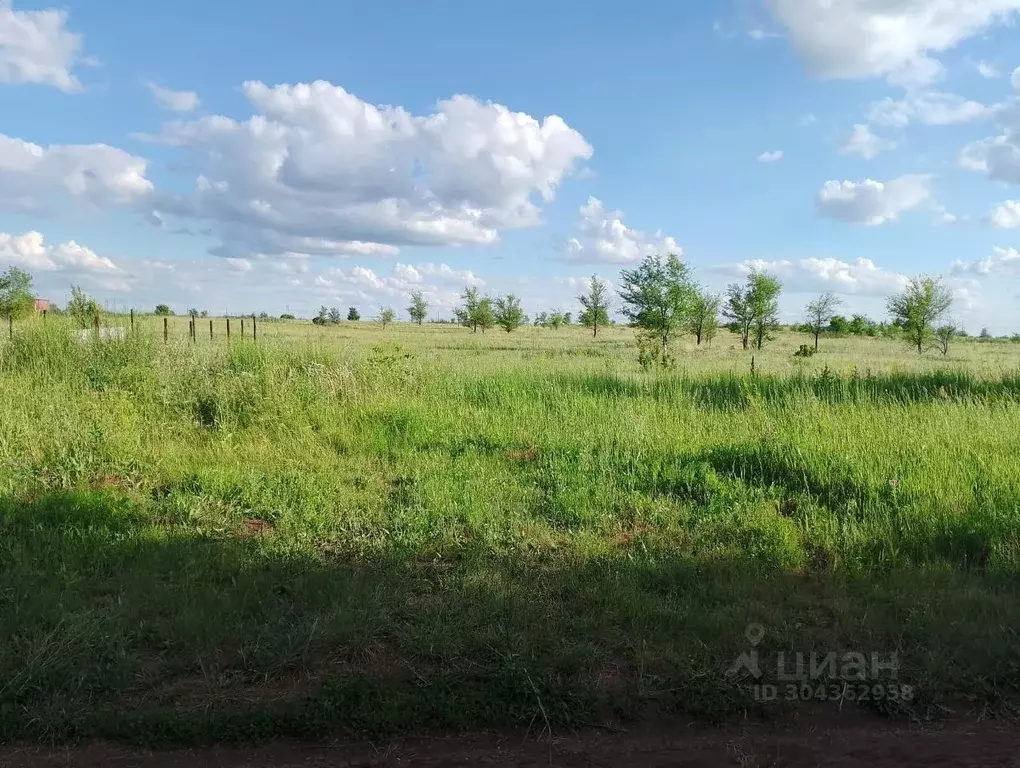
94,314,100,341
164,317,168,343
253,314,257,341
42,309,47,323
209,319,213,340
226,318,231,340
750,356,756,376
130,309,135,332
240,317,245,338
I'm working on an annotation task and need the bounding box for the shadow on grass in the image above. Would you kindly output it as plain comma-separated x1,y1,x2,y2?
1,490,1019,745
542,370,1020,411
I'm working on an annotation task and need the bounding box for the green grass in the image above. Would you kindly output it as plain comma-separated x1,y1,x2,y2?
1,316,1019,744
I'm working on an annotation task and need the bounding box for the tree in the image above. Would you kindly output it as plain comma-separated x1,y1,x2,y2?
886,275,953,354
723,270,782,350
346,306,360,322
563,312,572,325
407,291,428,326
547,311,566,330
618,253,699,357
689,290,720,346
578,274,611,337
804,292,842,350
67,286,101,329
187,307,199,318
280,313,296,320
476,297,495,333
979,327,992,340
494,294,525,333
934,323,956,357
455,286,495,332
154,304,173,316
379,307,396,326
200,310,209,318
533,311,548,327
0,267,34,320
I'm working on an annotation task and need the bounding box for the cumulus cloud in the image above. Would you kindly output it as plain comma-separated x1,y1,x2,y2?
951,246,1020,277
0,231,117,273
137,80,592,260
816,174,932,225
989,200,1020,228
562,197,680,264
960,133,1020,184
868,91,994,128
768,0,1020,85
144,80,200,112
0,1,87,91
978,60,1000,78
722,256,909,295
840,124,896,159
0,132,153,214
758,150,784,163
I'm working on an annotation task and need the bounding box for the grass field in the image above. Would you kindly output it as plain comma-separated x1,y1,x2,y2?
1,315,1019,745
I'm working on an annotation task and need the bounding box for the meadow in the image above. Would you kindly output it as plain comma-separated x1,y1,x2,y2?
1,315,1019,744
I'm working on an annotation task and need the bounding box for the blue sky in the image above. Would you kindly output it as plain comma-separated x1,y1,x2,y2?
2,0,1020,331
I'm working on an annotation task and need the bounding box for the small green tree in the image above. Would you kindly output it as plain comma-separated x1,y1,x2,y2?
379,307,396,327
723,270,783,350
618,253,699,360
804,292,842,350
456,286,481,332
494,294,524,333
0,267,35,320
67,285,102,329
346,306,360,322
690,290,720,346
547,311,566,330
154,304,173,316
934,323,956,357
476,296,495,333
407,291,428,326
578,274,611,337
887,275,953,354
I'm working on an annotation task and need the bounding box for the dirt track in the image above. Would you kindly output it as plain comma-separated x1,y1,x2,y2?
4,713,1019,767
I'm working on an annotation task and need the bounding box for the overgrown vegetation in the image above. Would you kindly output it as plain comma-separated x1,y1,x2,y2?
1,311,1019,747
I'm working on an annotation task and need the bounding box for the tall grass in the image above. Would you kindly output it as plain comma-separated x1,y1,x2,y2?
1,318,1019,743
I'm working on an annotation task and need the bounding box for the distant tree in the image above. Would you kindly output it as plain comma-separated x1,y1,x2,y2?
723,270,782,350
578,274,611,337
494,294,525,333
804,292,842,350
153,304,173,316
200,310,209,318
407,291,428,326
887,275,953,354
618,253,699,360
533,311,548,327
979,327,992,340
379,307,396,326
0,267,34,320
258,312,270,320
827,315,851,335
280,313,296,320
848,313,874,336
934,323,956,357
346,306,360,322
67,285,102,329
690,290,720,346
187,307,199,318
547,311,566,330
476,296,495,333
563,312,572,324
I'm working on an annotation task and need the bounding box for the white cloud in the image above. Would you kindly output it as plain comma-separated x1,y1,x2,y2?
978,60,1000,78
951,246,1020,277
960,133,1020,184
757,150,784,163
0,1,86,91
868,91,993,128
0,231,117,273
144,81,200,112
840,124,896,159
816,174,932,226
224,257,252,273
563,197,681,264
138,80,592,260
0,132,153,214
723,256,909,296
989,200,1020,228
769,0,1020,85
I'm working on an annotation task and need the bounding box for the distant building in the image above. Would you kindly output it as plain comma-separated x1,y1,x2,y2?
34,299,50,312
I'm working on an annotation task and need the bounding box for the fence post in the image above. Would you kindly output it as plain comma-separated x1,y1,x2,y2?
43,309,47,323
241,317,245,338
94,314,101,341
164,317,168,343
130,309,135,332
750,356,756,376
209,319,213,340
226,318,231,341
253,314,257,341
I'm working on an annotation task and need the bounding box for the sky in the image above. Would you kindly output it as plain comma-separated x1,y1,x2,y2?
1,0,1020,332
